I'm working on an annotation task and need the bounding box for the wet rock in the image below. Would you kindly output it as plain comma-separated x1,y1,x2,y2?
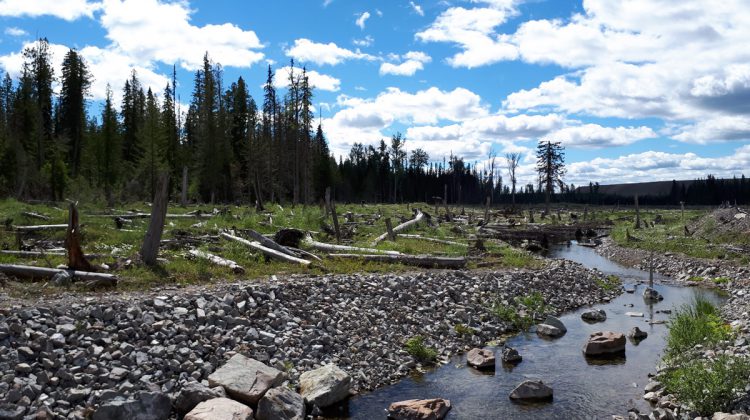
175,382,227,415
184,398,253,420
501,347,522,364
386,398,452,420
649,407,675,420
509,380,553,402
628,327,648,341
583,331,626,356
643,381,661,393
643,392,659,403
536,324,564,338
299,364,351,407
542,315,567,333
712,414,750,420
256,386,305,420
643,288,663,302
466,348,495,369
625,312,644,317
208,354,285,406
581,309,607,323
92,391,171,420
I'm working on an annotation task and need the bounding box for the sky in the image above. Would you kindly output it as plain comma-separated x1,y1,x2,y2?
0,0,749,187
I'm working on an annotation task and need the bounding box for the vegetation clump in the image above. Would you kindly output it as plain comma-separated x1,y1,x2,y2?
405,336,438,363
490,291,547,332
664,295,730,361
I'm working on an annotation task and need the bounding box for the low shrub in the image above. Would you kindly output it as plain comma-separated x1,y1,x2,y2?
405,336,438,363
454,323,474,336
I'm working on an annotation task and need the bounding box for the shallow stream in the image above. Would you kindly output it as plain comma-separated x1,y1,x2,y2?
327,242,723,419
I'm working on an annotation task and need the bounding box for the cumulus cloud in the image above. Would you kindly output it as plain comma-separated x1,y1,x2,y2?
355,11,370,29
543,124,657,148
0,0,101,21
379,51,431,76
672,116,750,144
353,36,374,47
286,38,375,66
274,66,341,92
99,0,264,71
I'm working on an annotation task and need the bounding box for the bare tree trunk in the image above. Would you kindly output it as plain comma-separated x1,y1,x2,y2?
484,196,490,223
634,194,641,229
326,187,341,243
180,166,188,206
443,184,451,222
140,172,170,265
384,218,396,241
372,211,424,245
65,202,93,272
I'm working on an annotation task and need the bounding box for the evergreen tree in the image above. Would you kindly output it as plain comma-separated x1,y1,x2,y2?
121,71,146,167
139,88,164,198
536,140,566,213
58,49,92,178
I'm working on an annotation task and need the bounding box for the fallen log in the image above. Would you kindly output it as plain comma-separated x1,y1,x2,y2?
372,210,424,245
188,249,245,274
243,229,301,258
13,224,68,232
0,263,118,285
22,211,50,221
220,232,311,266
397,234,468,247
303,235,401,255
286,246,323,262
0,250,106,259
327,253,466,269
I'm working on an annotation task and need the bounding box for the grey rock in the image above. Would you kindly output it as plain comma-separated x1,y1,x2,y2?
299,364,351,407
256,386,305,420
466,348,495,369
92,391,171,420
0,404,25,420
509,380,553,402
386,398,452,420
536,324,563,338
581,309,607,323
583,331,626,356
501,347,522,364
628,327,648,341
184,398,253,420
208,354,285,406
542,316,567,333
175,382,227,415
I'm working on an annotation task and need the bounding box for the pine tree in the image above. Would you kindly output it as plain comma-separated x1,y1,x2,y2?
139,88,164,198
58,49,92,178
121,71,146,167
536,140,566,214
99,85,120,203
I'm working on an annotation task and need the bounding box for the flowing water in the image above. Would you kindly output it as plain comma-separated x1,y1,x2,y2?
327,242,724,420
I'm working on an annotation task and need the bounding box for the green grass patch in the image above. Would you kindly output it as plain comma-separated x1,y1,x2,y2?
405,335,438,363
595,274,621,291
454,323,474,336
662,354,750,415
713,277,731,285
665,295,731,362
490,291,547,332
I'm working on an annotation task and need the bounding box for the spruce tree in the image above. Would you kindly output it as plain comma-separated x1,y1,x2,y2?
58,49,92,178
536,140,566,214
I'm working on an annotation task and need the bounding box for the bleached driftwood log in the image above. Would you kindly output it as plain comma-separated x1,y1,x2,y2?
13,224,68,232
221,232,311,266
0,264,117,285
396,234,468,247
303,235,401,255
244,229,300,258
188,249,245,274
22,211,50,221
327,253,466,269
140,172,170,266
371,210,424,245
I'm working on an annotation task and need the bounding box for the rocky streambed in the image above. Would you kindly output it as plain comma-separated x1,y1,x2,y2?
0,261,619,419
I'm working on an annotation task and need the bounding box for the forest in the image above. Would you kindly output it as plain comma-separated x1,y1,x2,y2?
0,38,747,207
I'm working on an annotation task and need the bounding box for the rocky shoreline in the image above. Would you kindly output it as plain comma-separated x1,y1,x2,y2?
0,260,620,419
598,238,750,420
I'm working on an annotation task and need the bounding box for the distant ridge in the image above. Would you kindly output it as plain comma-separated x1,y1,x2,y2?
575,180,695,197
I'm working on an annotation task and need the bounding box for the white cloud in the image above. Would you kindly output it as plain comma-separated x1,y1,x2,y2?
355,11,370,30
672,116,750,144
409,1,424,16
543,124,657,148
0,0,100,21
353,36,374,47
99,0,264,71
4,26,27,37
416,2,519,68
286,38,375,66
274,66,341,92
379,51,431,76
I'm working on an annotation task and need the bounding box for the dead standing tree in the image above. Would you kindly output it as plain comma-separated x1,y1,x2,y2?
65,202,93,272
505,152,522,212
140,172,170,265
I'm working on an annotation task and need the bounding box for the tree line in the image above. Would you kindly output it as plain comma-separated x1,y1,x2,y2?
0,38,745,207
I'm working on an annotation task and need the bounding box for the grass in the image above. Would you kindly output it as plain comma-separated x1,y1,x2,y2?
454,323,474,336
713,276,731,285
662,355,750,415
595,274,621,291
405,335,438,363
664,294,731,362
0,198,543,297
490,291,547,332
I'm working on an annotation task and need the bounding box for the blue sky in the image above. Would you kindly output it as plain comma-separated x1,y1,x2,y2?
1,0,749,186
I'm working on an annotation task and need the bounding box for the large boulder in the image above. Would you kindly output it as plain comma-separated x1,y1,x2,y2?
92,391,171,420
501,347,522,364
386,398,452,420
509,380,553,402
256,387,305,420
175,382,227,414
582,331,626,356
466,348,495,369
184,398,253,420
581,309,607,323
299,364,351,407
208,354,285,406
